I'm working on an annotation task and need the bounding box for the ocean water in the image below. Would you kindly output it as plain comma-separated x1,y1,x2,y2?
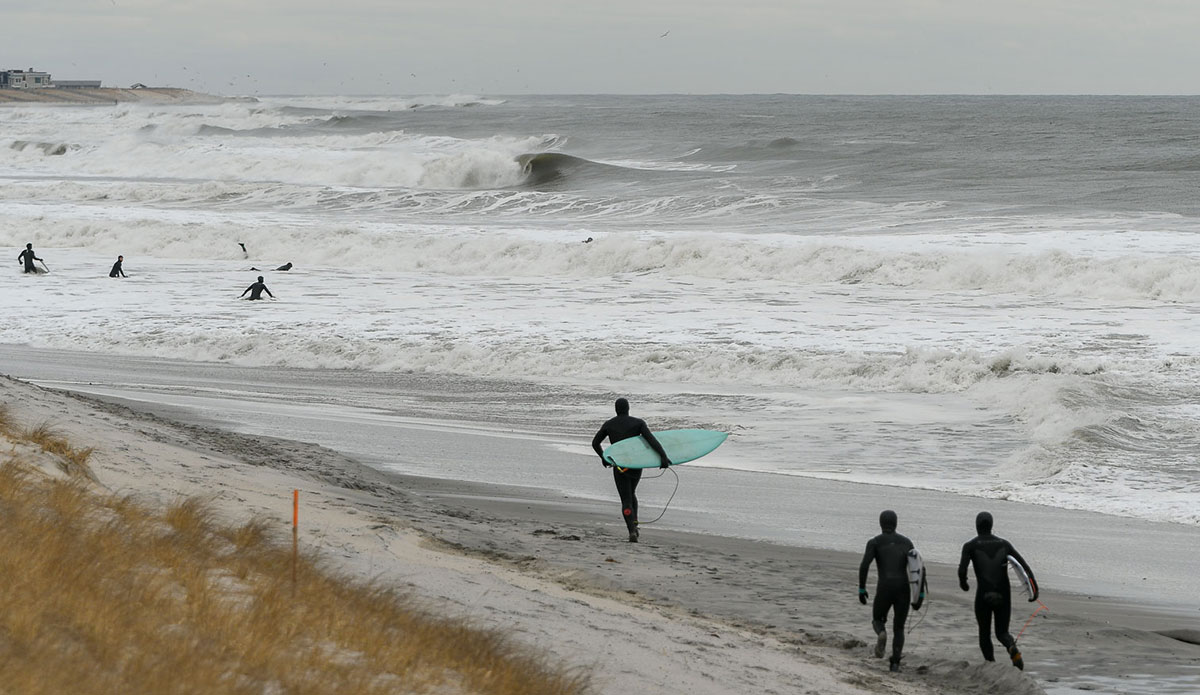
2,94,1199,527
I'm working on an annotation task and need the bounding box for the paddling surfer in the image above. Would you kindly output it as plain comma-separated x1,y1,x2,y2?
591,398,670,543
959,511,1038,670
17,243,43,274
858,509,915,672
239,275,274,300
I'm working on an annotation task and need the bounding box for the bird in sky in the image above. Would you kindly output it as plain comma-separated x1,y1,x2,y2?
660,29,670,38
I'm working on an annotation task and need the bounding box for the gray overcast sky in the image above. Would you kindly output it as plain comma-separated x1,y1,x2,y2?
3,0,1199,95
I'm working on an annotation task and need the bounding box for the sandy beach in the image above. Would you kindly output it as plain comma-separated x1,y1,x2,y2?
1,366,1195,695
0,87,229,105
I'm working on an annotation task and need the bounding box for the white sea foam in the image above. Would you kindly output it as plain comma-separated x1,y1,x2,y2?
2,95,1198,528
5,212,1200,303
259,94,508,111
2,133,540,192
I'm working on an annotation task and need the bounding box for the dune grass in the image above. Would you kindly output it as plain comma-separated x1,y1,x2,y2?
0,412,591,695
0,406,95,480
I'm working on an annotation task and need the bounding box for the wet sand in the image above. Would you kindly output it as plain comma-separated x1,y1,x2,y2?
2,371,1197,694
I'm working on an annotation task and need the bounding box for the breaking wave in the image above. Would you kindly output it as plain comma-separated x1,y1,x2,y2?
10,213,1200,301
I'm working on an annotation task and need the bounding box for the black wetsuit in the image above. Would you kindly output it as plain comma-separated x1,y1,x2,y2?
240,281,273,300
275,263,292,271
591,415,668,535
18,248,40,273
958,534,1036,660
109,259,126,278
859,531,914,663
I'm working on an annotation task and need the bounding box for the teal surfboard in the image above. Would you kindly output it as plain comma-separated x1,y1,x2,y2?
602,429,728,469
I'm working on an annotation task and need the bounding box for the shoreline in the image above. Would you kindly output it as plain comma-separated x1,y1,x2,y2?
1,343,1192,610
0,87,236,105
2,373,1196,693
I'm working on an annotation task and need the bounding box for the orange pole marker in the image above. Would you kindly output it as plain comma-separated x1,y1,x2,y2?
292,489,299,593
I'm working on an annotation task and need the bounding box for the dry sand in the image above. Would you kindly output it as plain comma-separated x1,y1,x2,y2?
2,374,1196,694
0,87,231,105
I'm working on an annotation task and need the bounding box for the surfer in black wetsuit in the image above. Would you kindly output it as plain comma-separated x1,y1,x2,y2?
958,511,1038,670
858,510,916,672
17,243,42,273
109,255,127,278
591,398,670,543
275,262,293,271
239,275,274,300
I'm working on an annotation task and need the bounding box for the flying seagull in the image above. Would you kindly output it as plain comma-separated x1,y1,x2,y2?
660,29,670,38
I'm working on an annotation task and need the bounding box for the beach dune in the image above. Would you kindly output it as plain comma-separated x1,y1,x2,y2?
0,87,230,105
1,373,1195,693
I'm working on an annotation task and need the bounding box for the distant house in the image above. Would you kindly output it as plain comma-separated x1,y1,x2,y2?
54,80,102,89
1,68,52,89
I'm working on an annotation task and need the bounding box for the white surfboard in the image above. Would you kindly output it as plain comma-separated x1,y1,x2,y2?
907,548,926,608
1008,555,1037,601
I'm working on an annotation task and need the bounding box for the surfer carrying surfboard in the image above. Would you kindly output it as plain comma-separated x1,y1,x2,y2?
591,398,671,543
858,509,916,672
958,511,1038,670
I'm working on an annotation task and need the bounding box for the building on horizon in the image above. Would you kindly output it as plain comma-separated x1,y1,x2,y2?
1,68,102,89
1,68,52,89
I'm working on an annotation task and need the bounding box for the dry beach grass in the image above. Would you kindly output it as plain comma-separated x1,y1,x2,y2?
0,407,590,695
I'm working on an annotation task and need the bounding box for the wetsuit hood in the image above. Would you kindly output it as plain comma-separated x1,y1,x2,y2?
879,509,897,532
615,398,630,415
976,511,994,535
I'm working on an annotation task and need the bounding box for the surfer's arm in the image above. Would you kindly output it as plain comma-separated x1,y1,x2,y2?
857,540,875,603
1007,544,1038,599
591,427,611,465
858,540,875,590
639,424,671,467
240,285,251,297
957,542,972,591
264,287,274,298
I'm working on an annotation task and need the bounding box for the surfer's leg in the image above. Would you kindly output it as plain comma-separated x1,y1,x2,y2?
974,594,995,660
994,595,1023,668
871,593,888,659
626,468,642,527
612,470,631,527
994,594,1014,646
890,589,909,663
612,468,642,539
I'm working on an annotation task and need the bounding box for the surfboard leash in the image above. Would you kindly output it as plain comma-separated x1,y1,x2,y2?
908,587,931,636
1016,599,1049,640
635,466,680,525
